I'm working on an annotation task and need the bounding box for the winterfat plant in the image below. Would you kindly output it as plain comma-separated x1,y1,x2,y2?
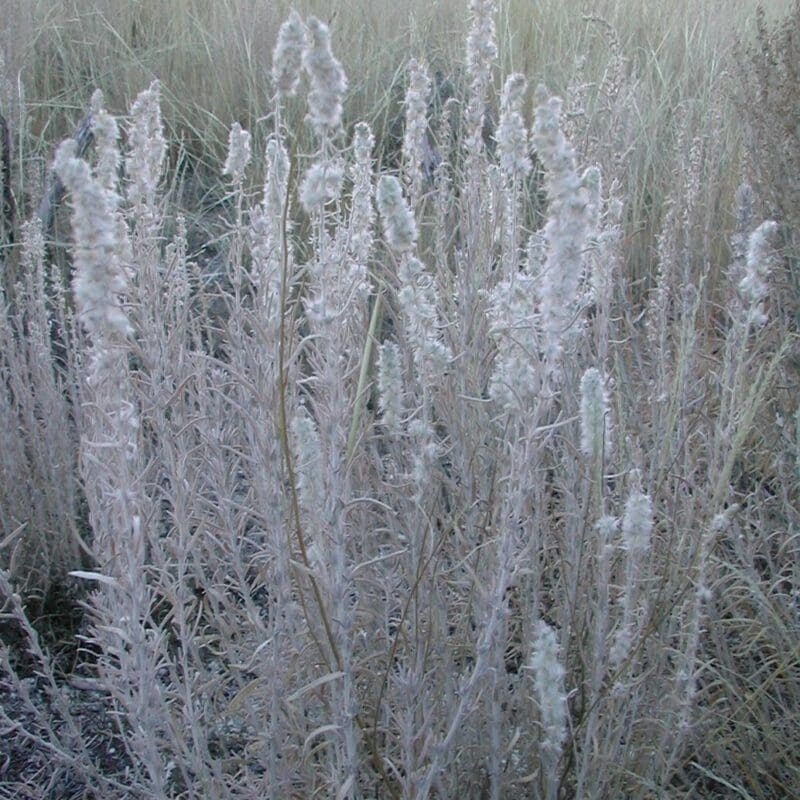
222,122,252,187
580,367,609,461
530,620,567,800
125,81,166,215
465,0,498,149
303,16,347,133
348,122,376,267
6,6,796,797
377,341,404,435
272,10,306,98
622,487,653,554
300,160,344,213
377,175,417,253
739,219,778,325
397,256,452,383
402,58,432,202
497,73,531,179
532,85,593,372
54,141,131,339
488,272,540,412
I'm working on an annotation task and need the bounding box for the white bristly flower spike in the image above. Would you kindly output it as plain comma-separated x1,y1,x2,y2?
622,488,653,554
397,257,452,380
377,175,417,253
402,58,432,200
739,219,778,325
465,0,498,144
497,73,531,179
291,403,324,516
126,81,166,213
611,473,654,667
263,135,290,222
487,271,540,411
377,342,404,435
223,122,252,186
91,92,120,193
303,16,347,133
54,140,131,338
532,85,592,369
349,122,376,266
530,621,567,756
300,161,344,213
580,367,609,461
272,11,306,98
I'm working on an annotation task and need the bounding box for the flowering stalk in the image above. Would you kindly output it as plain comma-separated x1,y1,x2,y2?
377,174,417,254
377,341,404,436
530,621,568,800
250,135,290,326
497,73,531,278
272,10,305,100
739,219,778,328
465,0,498,160
610,479,654,668
126,80,166,232
487,266,541,412
580,367,611,509
56,111,168,792
532,86,593,379
303,16,347,135
348,122,376,272
402,58,432,207
298,17,364,788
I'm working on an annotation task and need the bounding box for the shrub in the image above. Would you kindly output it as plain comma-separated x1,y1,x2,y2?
0,3,796,798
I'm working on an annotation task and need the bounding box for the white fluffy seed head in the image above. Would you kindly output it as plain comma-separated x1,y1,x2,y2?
377,342,404,434
303,16,347,133
299,160,344,212
126,80,166,212
402,58,432,197
377,175,417,253
465,0,498,140
596,515,618,543
272,11,306,98
223,122,252,185
739,219,778,324
264,135,290,221
497,73,531,178
532,85,592,368
580,367,609,460
488,274,540,411
622,489,653,554
291,403,323,514
397,256,452,379
54,140,131,338
530,621,567,755
91,92,120,193
349,122,376,264
353,121,375,164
